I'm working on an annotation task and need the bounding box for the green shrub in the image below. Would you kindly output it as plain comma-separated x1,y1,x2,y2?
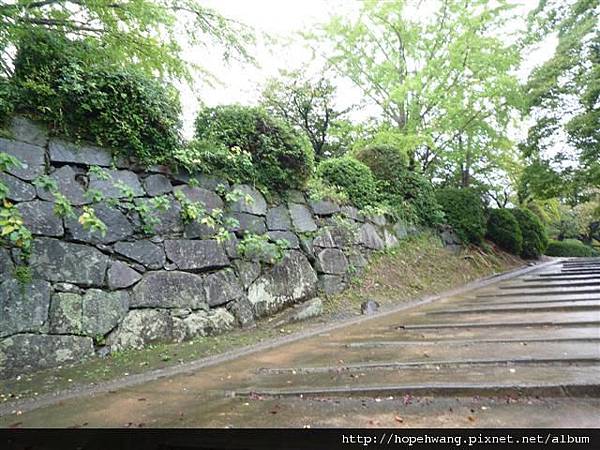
545,239,599,257
316,157,377,209
355,144,409,182
486,208,523,255
12,31,182,164
436,188,486,244
511,208,549,259
194,105,314,190
0,78,14,127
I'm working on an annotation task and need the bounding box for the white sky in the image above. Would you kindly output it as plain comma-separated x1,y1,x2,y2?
178,0,556,139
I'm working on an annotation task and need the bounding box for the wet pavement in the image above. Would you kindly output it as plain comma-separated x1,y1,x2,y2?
1,258,599,427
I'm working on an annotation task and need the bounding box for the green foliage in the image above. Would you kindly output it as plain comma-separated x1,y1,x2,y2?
0,199,32,256
13,264,32,285
355,144,409,182
436,188,486,244
194,105,314,190
545,239,599,257
53,193,75,219
511,208,549,259
237,233,287,264
486,209,523,255
78,206,107,237
12,32,183,164
32,175,58,194
260,70,349,159
306,177,349,204
316,157,378,209
0,78,14,127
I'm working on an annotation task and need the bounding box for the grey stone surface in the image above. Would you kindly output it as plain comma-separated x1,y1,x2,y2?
49,292,82,334
313,229,337,248
230,184,267,215
53,282,82,294
319,274,346,295
232,260,261,289
329,224,358,249
195,174,229,191
0,279,51,338
183,308,235,339
266,205,292,231
358,223,385,250
17,200,64,237
89,169,144,199
114,241,166,269
348,251,368,269
142,174,172,196
289,203,317,233
310,200,340,216
368,215,387,227
66,204,133,244
131,271,206,309
340,205,364,222
183,221,217,239
0,248,13,276
133,196,182,235
164,239,229,271
37,166,88,205
30,238,109,286
440,226,462,246
315,248,349,275
0,172,36,202
289,297,323,322
268,231,300,249
286,190,306,203
48,138,112,167
223,233,239,259
383,229,399,248
107,261,142,290
247,251,317,316
0,334,94,377
0,138,45,181
394,221,409,240
204,269,244,307
173,185,223,213
226,297,255,328
10,116,48,147
228,212,267,235
108,309,174,351
361,299,380,315
82,289,129,337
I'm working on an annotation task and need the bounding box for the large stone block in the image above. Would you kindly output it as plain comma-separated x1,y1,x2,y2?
313,228,337,248
164,239,229,271
289,203,317,233
48,138,112,167
37,166,88,205
232,260,261,289
315,248,349,275
204,269,244,307
230,184,267,216
131,271,206,309
227,212,267,235
133,196,182,235
0,334,94,377
30,238,109,286
16,200,64,237
266,205,292,231
66,204,133,244
226,297,256,329
10,116,49,147
309,199,340,216
107,261,141,290
0,138,45,181
114,241,166,269
0,248,13,276
107,309,173,351
383,229,399,248
82,289,129,337
173,185,223,213
142,174,172,196
0,279,51,338
49,292,82,334
318,274,346,295
358,223,385,250
89,169,144,199
247,251,317,317
267,231,300,249
0,173,36,202
182,308,235,339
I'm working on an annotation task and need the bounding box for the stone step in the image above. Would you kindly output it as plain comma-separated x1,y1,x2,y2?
460,296,600,306
334,337,600,348
500,281,600,290
425,301,600,315
477,287,600,298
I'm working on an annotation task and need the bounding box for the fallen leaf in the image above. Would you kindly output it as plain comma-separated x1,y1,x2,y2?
468,416,476,422
394,416,404,423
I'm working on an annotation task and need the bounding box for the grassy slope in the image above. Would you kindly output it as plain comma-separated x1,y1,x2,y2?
1,232,524,405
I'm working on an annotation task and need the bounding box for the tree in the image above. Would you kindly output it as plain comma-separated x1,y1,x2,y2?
0,0,254,82
312,0,523,186
260,70,350,160
521,0,599,199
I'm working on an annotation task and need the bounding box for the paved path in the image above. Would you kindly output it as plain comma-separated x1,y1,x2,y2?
2,258,599,427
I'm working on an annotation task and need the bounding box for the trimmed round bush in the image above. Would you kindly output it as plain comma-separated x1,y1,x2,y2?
511,208,549,259
13,31,182,164
436,188,486,244
355,144,409,182
545,239,598,257
316,157,377,208
486,209,523,255
194,105,314,190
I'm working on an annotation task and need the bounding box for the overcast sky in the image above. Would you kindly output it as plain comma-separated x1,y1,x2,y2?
178,0,555,139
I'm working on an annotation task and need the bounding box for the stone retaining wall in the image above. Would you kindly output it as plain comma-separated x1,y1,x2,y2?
0,117,457,378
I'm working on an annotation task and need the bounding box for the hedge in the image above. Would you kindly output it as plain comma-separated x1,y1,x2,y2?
486,208,523,255
436,188,486,244
511,208,549,259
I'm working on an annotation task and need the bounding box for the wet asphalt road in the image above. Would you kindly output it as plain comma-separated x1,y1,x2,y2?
1,258,599,427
